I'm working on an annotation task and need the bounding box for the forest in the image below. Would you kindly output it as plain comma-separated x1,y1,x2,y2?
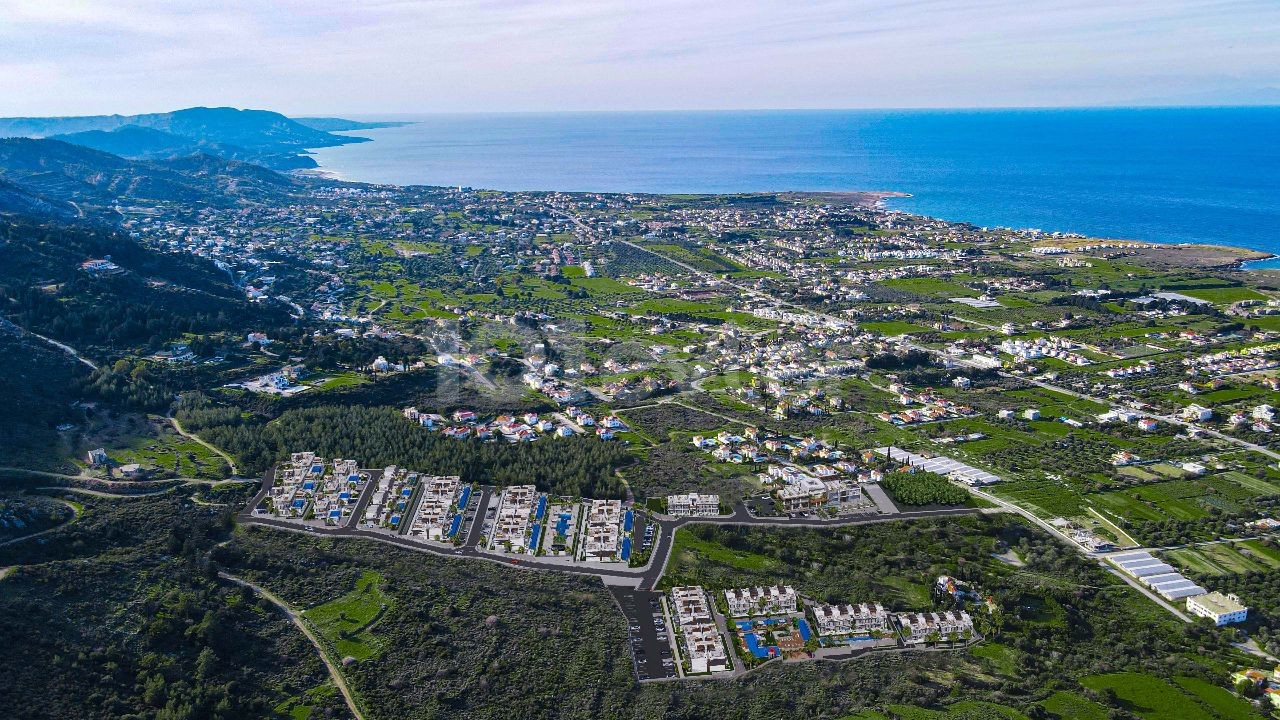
0,214,291,358
0,330,90,470
0,490,350,720
179,399,634,498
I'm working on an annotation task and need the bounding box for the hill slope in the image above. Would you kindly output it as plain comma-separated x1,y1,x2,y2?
0,138,302,208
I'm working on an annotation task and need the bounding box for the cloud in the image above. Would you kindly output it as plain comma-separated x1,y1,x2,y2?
1,0,1277,114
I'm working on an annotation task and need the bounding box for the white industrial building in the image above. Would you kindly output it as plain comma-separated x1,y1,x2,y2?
1187,592,1249,625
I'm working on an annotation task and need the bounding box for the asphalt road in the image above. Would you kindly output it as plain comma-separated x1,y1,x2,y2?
241,468,982,590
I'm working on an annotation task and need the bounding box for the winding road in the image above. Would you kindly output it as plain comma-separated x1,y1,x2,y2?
218,571,365,720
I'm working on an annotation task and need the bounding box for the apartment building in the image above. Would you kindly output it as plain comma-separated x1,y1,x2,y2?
681,621,730,674
897,611,974,644
580,498,623,561
670,585,715,626
810,603,891,637
669,586,729,674
408,475,462,541
667,492,720,517
490,484,538,552
724,584,798,617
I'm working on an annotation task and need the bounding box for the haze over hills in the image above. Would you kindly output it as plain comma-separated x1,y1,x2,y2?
0,137,303,211
0,107,394,171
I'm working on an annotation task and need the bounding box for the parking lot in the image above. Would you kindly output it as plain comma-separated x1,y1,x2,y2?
609,587,676,681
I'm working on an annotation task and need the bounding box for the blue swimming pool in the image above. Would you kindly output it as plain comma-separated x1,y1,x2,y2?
447,513,463,537
742,633,779,659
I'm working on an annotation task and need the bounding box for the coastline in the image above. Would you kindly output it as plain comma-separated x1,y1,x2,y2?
299,118,1275,271
299,154,1273,273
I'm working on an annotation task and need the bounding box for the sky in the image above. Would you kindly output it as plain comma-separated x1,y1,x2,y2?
2,0,1279,116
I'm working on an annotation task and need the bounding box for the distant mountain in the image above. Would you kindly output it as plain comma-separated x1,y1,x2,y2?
0,137,302,209
49,125,318,171
0,106,360,148
0,107,383,170
293,117,413,132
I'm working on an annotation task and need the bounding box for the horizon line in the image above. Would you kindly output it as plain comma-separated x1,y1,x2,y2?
4,102,1280,120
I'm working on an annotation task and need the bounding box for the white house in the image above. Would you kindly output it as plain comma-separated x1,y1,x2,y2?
1183,404,1213,422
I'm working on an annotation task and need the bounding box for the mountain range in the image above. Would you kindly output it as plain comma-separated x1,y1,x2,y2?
0,106,406,171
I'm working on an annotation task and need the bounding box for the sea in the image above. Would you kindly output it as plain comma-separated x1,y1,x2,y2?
307,108,1280,265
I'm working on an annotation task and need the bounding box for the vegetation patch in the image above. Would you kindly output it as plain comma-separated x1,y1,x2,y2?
303,570,391,661
880,471,970,506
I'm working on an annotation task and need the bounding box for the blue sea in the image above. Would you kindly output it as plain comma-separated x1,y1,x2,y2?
308,108,1280,262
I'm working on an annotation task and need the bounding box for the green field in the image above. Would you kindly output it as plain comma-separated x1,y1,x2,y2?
1091,481,1211,523
1080,672,1259,720
1040,691,1109,720
970,643,1019,675
311,372,370,391
878,701,1030,719
994,480,1089,519
1174,286,1269,304
302,570,392,661
880,277,978,298
667,528,778,573
1173,676,1265,720
96,417,229,480
1166,541,1280,576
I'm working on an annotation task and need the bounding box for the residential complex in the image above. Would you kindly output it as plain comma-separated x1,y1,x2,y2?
407,474,464,541
667,492,721,517
263,453,367,526
810,603,892,638
897,611,975,645
724,584,798,617
579,499,630,562
490,484,542,553
363,465,416,530
669,586,730,674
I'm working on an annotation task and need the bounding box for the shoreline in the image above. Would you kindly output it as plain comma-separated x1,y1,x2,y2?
296,146,1270,272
